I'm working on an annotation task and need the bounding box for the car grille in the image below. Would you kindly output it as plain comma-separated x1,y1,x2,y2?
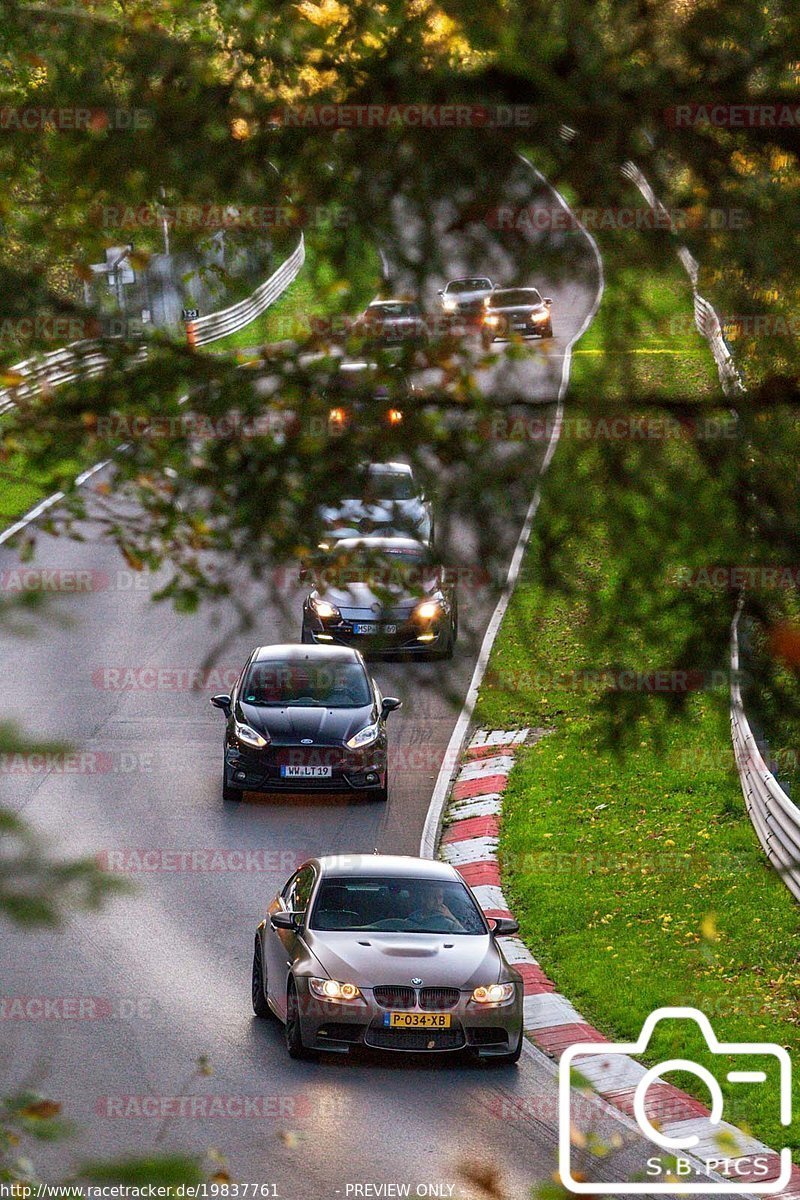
372,985,461,1010
419,987,460,1010
373,985,416,1010
366,1026,466,1052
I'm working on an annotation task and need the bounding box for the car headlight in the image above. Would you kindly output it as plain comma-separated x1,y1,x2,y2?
415,599,442,621
484,314,500,326
310,594,340,620
442,296,458,311
530,309,549,322
309,977,364,1003
234,721,269,749
329,407,346,424
387,408,403,424
346,721,380,749
470,982,516,1006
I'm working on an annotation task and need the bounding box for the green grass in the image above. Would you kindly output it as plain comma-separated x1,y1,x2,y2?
0,454,87,526
210,233,381,354
474,231,800,1153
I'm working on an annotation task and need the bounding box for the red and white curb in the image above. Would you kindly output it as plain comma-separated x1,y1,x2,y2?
438,727,798,1197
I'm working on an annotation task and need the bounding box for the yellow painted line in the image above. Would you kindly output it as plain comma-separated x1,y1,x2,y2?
572,348,708,355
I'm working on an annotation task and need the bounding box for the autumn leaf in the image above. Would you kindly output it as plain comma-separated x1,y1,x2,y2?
20,1099,62,1120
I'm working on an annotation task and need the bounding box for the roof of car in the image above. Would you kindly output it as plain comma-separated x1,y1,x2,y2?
490,287,541,298
315,854,460,881
368,298,418,307
445,277,492,286
325,535,426,553
253,643,362,664
367,461,413,476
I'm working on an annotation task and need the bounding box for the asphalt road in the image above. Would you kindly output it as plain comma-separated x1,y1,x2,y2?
0,161,669,1199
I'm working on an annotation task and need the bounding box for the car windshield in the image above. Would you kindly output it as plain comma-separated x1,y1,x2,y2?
241,661,371,708
369,302,418,317
363,471,417,501
491,288,542,307
311,876,487,934
446,279,491,294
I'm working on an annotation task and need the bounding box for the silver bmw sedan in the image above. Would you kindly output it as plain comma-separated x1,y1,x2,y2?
252,853,524,1063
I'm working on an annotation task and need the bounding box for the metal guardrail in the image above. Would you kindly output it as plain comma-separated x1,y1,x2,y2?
0,234,306,416
621,161,745,398
731,608,800,899
623,159,800,898
0,340,146,416
186,234,305,347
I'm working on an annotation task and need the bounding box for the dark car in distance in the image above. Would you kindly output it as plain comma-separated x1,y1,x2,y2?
482,287,553,343
438,277,494,321
301,537,458,659
317,462,434,548
356,300,428,347
211,644,401,803
325,361,409,433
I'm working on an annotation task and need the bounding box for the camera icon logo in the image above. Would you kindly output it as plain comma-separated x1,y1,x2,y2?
558,1006,792,1194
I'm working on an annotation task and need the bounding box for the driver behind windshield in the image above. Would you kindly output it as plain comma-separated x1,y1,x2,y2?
311,877,486,934
407,883,459,929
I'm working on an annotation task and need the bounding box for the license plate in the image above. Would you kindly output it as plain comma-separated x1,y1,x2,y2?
353,623,397,635
280,765,332,779
384,1012,451,1028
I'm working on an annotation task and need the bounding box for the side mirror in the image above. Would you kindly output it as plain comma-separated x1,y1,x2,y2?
380,697,402,718
543,297,553,307
490,916,520,936
210,694,232,715
271,910,301,931
437,288,444,296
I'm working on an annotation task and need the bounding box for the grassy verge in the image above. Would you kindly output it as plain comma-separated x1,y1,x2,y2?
0,454,89,527
210,230,381,354
474,230,800,1152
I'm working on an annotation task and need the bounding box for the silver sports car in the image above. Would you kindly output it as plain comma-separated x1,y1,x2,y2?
252,854,524,1062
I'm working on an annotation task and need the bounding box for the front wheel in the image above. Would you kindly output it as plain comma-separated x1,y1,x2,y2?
251,938,272,1019
285,981,316,1060
433,619,456,660
223,766,243,803
367,780,388,802
300,624,314,644
541,323,553,339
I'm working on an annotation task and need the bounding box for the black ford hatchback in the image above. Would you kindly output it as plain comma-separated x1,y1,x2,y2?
211,644,401,803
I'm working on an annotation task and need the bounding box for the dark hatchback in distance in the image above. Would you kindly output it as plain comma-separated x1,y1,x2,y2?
211,644,401,803
300,536,458,659
482,286,553,343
